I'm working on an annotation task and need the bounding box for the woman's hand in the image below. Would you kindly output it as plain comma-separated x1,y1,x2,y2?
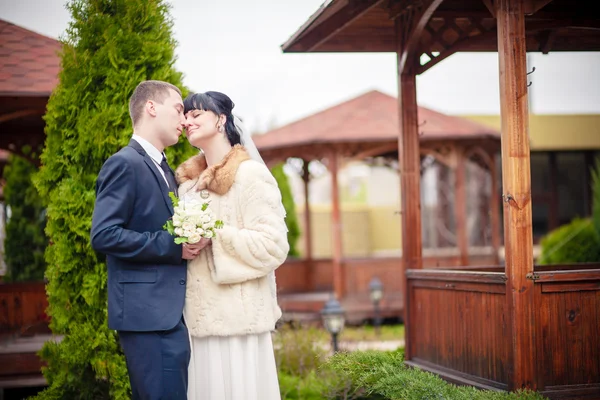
182,238,211,259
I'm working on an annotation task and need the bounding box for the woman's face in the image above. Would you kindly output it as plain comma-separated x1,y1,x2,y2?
185,108,224,147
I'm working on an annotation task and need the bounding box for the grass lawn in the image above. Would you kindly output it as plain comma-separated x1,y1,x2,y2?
275,323,404,344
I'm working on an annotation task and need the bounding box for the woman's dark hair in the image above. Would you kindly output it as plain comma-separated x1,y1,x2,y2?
183,91,242,146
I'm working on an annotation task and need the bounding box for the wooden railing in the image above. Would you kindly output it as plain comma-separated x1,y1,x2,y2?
406,268,509,390
532,263,600,398
405,263,600,398
0,282,49,337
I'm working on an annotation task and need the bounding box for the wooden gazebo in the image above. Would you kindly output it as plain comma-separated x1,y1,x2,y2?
255,89,503,316
0,19,59,390
280,0,600,398
0,19,59,162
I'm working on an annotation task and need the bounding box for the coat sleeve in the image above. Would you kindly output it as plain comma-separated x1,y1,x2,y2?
212,162,289,284
90,154,182,264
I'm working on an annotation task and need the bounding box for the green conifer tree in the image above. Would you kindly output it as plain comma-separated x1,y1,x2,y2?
33,0,195,397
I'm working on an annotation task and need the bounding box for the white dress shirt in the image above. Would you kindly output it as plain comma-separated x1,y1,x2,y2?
131,134,169,186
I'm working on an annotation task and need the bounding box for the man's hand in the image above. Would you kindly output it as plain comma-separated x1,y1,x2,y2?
181,238,211,260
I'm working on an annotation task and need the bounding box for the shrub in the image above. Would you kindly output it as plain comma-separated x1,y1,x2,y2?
323,350,547,400
32,0,195,398
537,218,600,265
271,162,301,257
2,147,47,282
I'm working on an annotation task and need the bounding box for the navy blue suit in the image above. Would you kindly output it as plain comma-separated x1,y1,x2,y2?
91,139,190,399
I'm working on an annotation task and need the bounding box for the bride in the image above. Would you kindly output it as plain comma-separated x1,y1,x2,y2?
175,91,289,400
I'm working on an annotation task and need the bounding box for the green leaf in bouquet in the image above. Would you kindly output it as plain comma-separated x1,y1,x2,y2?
215,220,224,229
168,191,179,207
163,220,174,235
201,202,209,211
174,237,188,244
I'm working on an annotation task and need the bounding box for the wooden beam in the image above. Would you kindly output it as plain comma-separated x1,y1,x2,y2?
351,142,399,161
330,151,344,299
454,148,469,266
398,0,445,74
0,109,44,124
293,0,385,52
481,0,496,18
496,0,536,391
538,29,557,54
523,0,553,15
490,152,501,264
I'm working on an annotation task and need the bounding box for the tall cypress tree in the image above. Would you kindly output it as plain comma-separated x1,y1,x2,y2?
33,0,195,398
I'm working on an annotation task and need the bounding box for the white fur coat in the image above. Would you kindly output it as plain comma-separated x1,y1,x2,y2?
175,145,289,338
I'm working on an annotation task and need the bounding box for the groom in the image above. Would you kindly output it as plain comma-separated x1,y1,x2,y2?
91,80,205,399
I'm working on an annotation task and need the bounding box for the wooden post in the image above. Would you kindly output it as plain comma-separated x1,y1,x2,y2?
396,59,422,361
303,160,313,291
330,151,344,299
490,152,501,264
496,0,536,391
454,147,469,266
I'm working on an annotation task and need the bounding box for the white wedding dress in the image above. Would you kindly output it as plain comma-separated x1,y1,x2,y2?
185,116,282,399
187,331,280,399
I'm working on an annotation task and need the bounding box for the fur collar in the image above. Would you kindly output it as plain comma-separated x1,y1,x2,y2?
175,144,251,195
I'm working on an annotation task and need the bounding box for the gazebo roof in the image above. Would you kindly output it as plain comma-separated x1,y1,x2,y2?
0,19,60,96
254,90,498,162
281,0,600,74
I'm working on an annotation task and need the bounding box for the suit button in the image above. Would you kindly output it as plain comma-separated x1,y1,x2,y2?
179,280,186,285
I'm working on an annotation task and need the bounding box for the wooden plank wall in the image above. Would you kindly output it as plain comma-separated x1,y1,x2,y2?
535,266,600,399
0,282,48,336
406,270,509,390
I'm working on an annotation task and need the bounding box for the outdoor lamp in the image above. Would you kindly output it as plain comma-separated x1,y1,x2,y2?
320,297,345,352
369,277,384,334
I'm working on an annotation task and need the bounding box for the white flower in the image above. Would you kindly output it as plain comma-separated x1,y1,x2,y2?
174,227,184,236
187,232,202,243
201,214,212,224
203,230,214,239
182,222,195,232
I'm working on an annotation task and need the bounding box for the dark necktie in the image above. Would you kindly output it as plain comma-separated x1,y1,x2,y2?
160,155,179,196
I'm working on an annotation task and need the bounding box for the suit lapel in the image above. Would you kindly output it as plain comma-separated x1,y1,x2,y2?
128,140,174,214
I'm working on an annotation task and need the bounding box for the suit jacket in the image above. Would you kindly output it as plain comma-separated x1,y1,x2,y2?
91,139,186,332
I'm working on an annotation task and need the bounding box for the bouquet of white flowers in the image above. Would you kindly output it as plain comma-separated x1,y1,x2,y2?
163,193,223,244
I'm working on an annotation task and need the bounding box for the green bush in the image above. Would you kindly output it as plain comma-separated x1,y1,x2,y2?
2,147,47,282
271,162,301,257
274,323,365,400
537,218,600,265
323,350,547,400
32,0,195,398
538,156,600,265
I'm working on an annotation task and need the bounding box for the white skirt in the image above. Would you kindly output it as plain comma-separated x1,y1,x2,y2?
187,332,280,400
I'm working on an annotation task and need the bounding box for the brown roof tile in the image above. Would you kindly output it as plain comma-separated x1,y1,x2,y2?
0,19,61,96
254,90,499,151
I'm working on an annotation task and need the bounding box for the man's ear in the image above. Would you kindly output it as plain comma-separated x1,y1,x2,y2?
145,100,157,117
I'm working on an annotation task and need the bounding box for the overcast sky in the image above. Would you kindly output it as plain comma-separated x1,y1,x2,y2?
2,0,600,132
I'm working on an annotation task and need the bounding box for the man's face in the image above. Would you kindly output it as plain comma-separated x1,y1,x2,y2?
153,89,185,148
